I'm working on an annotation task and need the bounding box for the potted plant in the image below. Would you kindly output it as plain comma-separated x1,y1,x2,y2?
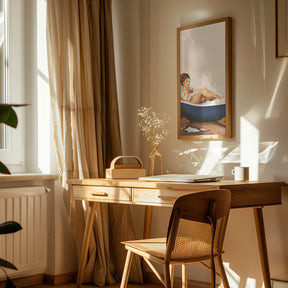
0,104,23,287
0,104,25,174
0,221,22,288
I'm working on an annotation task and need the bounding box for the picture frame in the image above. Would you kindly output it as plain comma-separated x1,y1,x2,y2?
276,0,288,58
177,17,232,140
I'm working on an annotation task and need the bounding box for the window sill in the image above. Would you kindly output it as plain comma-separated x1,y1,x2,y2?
0,173,59,182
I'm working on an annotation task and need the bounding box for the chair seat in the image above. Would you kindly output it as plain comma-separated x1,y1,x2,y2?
122,238,166,259
122,237,219,263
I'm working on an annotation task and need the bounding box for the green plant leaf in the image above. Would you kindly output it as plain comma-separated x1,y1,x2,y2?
0,258,17,270
0,221,22,234
5,277,17,288
0,105,18,128
0,161,11,175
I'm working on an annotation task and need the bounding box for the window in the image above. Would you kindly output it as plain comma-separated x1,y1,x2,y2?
0,0,25,173
0,0,54,174
0,0,7,149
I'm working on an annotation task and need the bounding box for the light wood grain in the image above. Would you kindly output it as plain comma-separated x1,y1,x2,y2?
69,179,285,209
68,178,286,288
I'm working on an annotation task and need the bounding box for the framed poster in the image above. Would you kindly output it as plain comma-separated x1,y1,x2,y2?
276,0,288,58
177,17,232,140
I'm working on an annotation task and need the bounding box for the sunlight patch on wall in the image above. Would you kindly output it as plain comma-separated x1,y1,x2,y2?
250,0,266,80
37,0,50,173
221,142,278,164
223,262,240,288
259,1,266,80
246,278,257,288
178,143,229,175
223,263,258,288
179,148,198,155
198,141,224,175
240,117,259,180
266,59,288,119
219,117,278,180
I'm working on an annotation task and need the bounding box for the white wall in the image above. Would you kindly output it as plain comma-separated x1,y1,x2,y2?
113,0,288,287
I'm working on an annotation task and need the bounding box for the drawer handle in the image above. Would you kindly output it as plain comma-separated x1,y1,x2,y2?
157,196,177,202
91,192,109,197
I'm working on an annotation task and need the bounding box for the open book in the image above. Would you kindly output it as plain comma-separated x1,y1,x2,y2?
139,174,223,183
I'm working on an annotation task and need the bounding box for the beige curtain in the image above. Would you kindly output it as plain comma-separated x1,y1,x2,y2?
46,0,142,285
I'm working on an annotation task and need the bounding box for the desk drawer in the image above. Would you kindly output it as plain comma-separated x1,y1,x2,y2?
72,185,132,203
133,188,193,206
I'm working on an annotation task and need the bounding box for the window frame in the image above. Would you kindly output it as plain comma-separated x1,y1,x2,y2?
0,0,26,173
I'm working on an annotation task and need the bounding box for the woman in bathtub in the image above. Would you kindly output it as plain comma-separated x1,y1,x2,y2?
180,73,222,104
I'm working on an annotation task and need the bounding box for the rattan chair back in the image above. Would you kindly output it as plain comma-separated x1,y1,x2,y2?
166,189,231,262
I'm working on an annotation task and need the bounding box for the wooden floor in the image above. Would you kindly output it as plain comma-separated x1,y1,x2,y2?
31,283,161,288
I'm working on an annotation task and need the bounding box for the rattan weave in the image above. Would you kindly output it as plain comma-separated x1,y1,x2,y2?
120,189,231,288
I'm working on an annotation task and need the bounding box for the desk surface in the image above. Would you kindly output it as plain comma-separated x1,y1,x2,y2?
68,178,286,209
68,178,284,188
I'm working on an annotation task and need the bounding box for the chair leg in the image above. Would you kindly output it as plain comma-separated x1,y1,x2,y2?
182,264,187,288
169,264,174,288
164,263,172,288
210,264,215,288
216,255,230,288
120,250,133,288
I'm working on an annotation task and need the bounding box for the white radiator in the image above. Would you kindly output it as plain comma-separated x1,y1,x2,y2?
0,186,47,278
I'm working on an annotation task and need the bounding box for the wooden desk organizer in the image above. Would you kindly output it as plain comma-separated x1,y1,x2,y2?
105,156,146,179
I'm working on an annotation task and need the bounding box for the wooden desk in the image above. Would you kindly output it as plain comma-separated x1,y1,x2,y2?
68,178,286,288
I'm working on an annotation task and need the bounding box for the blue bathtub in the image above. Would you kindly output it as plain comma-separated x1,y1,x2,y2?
180,100,226,122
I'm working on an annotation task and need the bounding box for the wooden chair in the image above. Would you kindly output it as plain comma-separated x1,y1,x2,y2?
120,189,231,288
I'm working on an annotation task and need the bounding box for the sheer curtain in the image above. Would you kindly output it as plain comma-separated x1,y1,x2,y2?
46,0,142,285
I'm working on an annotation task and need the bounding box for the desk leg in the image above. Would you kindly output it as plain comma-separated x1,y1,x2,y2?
143,206,153,239
253,207,271,288
76,202,97,288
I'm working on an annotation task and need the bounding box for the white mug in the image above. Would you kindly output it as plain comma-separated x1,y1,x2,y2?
232,166,249,181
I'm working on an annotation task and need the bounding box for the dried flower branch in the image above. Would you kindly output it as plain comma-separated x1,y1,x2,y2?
137,107,171,149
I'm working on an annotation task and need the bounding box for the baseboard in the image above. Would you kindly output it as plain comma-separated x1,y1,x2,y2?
44,272,77,286
0,274,45,288
0,271,212,288
0,272,77,288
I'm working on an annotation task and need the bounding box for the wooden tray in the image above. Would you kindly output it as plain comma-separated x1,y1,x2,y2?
105,156,146,179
